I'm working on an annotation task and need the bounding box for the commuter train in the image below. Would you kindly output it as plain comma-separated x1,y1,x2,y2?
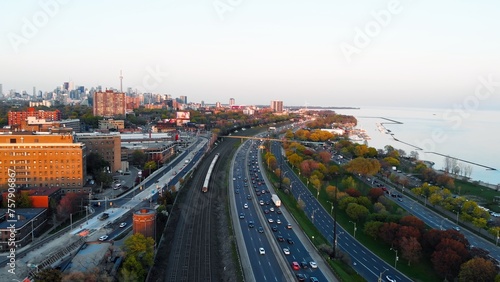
202,153,219,192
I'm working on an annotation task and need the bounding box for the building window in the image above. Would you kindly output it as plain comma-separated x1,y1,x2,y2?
10,138,16,143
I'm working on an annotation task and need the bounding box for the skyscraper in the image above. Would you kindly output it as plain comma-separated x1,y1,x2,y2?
0,83,3,96
229,98,235,106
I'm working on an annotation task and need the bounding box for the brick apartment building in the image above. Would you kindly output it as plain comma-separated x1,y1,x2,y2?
0,131,86,189
8,108,62,127
93,90,126,117
75,133,121,172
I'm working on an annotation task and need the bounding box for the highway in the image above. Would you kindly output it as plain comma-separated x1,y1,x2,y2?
271,142,411,282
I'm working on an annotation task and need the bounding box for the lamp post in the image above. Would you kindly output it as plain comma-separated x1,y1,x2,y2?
496,229,499,246
311,209,317,225
349,221,357,238
390,248,399,268
327,201,334,215
70,213,73,231
378,269,388,282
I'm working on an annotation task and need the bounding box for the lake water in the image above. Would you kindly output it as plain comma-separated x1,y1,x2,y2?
332,106,500,186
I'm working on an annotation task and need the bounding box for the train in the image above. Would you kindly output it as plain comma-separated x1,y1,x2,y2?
202,153,219,192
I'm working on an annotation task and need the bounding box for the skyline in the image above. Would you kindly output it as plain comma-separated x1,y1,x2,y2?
1,1,500,109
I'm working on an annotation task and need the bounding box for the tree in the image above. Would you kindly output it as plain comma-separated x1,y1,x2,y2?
318,151,332,164
384,156,400,167
86,152,110,174
144,160,157,174
345,203,369,221
459,257,498,282
341,176,357,190
368,188,384,202
345,188,362,198
345,157,381,176
131,150,147,166
400,236,422,266
33,268,62,282
17,191,32,208
122,233,155,281
379,222,400,245
57,193,84,220
400,216,425,233
364,221,384,240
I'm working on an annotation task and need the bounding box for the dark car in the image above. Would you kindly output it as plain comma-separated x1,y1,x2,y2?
287,238,294,244
248,221,255,228
296,274,306,281
301,261,308,269
258,226,264,233
276,209,282,214
277,235,284,242
271,226,278,232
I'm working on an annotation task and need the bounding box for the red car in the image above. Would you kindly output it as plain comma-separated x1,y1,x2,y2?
291,261,300,271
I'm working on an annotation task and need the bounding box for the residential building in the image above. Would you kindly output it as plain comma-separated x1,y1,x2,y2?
8,108,62,127
93,90,126,117
75,133,121,172
270,100,283,112
0,132,86,189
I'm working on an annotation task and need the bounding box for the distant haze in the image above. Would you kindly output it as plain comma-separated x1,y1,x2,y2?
1,0,499,109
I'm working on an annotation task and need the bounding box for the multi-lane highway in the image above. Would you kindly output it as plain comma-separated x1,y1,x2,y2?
271,141,411,282
232,137,335,282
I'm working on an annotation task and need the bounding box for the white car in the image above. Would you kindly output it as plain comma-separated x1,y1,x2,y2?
98,235,108,241
259,200,264,206
309,261,318,268
119,222,127,228
283,248,290,255
244,203,249,209
268,218,274,223
276,219,281,224
259,247,265,255
270,207,275,212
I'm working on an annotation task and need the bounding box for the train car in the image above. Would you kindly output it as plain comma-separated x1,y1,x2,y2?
202,153,219,192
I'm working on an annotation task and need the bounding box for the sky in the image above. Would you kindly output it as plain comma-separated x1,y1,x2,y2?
1,0,499,108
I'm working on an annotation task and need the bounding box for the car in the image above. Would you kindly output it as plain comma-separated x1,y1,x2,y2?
233,177,236,181
256,191,261,196
264,209,270,214
453,226,461,231
119,222,127,228
397,198,403,202
276,209,282,214
268,218,274,223
291,261,300,270
261,190,266,194
244,203,249,209
287,223,292,229
239,213,245,219
296,274,306,281
283,248,290,255
276,219,281,224
265,200,271,205
287,238,294,244
259,200,264,206
277,235,284,242
309,277,319,282
247,194,251,200
271,226,278,232
259,247,265,255
258,226,264,233
270,207,275,212
248,221,254,228
98,235,108,241
235,189,239,194
386,275,396,282
309,261,318,269
301,261,308,269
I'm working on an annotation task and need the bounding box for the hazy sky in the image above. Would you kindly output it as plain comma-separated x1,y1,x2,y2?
1,0,499,108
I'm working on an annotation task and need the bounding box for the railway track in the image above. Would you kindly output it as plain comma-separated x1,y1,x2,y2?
151,137,235,282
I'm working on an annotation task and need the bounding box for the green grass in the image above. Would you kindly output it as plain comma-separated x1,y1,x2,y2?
280,168,442,282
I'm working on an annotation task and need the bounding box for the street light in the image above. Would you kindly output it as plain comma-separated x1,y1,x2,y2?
349,221,357,238
390,248,399,268
327,201,334,215
378,269,388,282
311,209,317,224
496,229,499,246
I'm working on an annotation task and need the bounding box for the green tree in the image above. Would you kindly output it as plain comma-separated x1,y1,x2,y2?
459,257,497,282
364,221,384,240
122,233,155,281
131,150,147,166
86,152,110,175
345,157,381,176
346,203,369,221
17,191,32,208
144,160,157,174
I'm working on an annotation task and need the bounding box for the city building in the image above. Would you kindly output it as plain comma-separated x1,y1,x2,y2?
133,208,156,242
121,136,176,165
0,208,48,252
270,100,283,112
8,108,62,127
93,90,126,117
229,98,235,106
0,131,86,189
75,133,121,172
16,117,81,133
98,119,125,131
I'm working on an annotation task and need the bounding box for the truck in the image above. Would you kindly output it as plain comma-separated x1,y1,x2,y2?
271,194,281,207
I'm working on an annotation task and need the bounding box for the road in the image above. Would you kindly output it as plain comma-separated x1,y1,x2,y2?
271,142,411,282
